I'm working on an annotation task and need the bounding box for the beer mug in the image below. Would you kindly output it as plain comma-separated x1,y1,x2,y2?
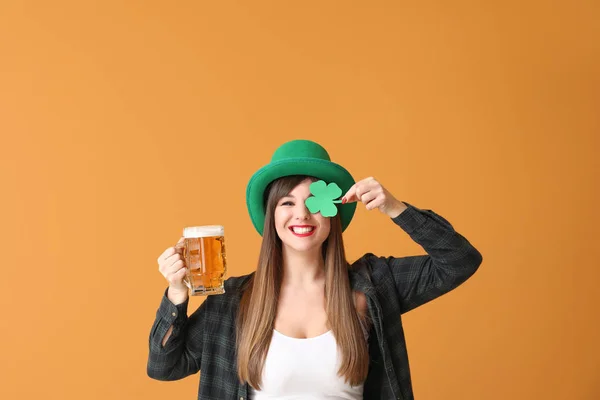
179,225,227,296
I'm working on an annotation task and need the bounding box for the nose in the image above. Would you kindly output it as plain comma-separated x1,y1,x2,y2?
294,203,311,221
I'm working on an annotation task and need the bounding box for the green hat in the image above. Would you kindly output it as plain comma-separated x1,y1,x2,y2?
246,139,356,236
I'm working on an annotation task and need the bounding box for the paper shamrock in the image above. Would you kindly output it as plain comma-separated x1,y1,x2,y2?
305,180,343,217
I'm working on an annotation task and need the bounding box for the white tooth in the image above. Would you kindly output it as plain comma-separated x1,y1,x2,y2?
292,227,314,234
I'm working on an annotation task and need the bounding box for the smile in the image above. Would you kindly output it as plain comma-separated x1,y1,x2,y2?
289,225,316,237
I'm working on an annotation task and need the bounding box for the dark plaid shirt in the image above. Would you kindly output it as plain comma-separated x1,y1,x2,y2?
147,202,483,400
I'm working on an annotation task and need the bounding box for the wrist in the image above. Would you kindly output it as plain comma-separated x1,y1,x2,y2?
386,200,408,218
167,286,189,305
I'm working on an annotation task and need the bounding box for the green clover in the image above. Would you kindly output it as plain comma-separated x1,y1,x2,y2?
305,180,343,217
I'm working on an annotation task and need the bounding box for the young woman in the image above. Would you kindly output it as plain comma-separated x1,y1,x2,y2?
148,139,483,400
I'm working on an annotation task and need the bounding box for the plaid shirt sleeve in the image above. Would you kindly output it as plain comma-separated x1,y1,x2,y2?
368,202,483,314
147,288,207,381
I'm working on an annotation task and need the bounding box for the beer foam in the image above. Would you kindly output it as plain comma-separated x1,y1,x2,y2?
183,225,225,238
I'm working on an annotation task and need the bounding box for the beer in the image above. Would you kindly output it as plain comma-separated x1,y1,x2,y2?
182,225,227,295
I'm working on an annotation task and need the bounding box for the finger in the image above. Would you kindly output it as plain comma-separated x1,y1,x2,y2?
162,258,185,277
159,252,183,274
174,237,185,255
349,185,369,204
175,266,187,279
165,253,183,268
166,265,187,284
344,184,369,203
157,246,177,264
365,197,385,211
343,177,379,203
343,183,358,203
167,268,187,283
360,190,378,205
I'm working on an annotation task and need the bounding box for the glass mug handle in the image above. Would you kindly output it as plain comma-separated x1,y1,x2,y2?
174,239,192,291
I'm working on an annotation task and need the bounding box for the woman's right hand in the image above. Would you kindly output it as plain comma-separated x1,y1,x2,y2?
157,237,189,305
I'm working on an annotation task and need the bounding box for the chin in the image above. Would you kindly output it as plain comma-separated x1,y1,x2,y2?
282,238,325,254
288,244,321,253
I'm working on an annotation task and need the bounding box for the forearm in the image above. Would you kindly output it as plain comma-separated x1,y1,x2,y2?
393,202,482,276
162,325,174,347
160,287,188,347
385,200,408,219
385,202,483,312
147,289,202,381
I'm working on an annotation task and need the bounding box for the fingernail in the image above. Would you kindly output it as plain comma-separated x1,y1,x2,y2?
342,197,347,204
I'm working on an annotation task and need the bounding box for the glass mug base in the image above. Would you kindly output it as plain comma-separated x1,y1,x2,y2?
189,286,226,296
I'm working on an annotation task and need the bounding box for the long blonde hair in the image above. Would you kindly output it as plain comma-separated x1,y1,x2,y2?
236,175,369,389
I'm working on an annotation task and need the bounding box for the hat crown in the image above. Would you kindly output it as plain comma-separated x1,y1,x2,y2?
271,140,331,162
247,139,356,235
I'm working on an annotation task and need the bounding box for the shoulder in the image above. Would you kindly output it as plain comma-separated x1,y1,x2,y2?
350,252,389,274
224,272,254,293
349,253,396,291
202,272,254,313
208,272,254,306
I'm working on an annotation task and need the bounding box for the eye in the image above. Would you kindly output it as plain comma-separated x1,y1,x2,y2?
281,200,294,206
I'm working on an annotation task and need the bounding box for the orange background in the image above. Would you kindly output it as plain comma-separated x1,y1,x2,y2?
1,1,598,399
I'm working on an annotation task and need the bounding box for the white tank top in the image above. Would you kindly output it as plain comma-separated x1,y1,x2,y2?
248,329,364,399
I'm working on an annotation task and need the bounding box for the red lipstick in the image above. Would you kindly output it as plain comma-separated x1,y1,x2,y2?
289,225,316,237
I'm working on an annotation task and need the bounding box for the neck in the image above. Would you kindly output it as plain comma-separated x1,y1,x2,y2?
281,246,325,287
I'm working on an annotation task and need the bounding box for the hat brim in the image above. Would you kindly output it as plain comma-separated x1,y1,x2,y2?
246,158,356,236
